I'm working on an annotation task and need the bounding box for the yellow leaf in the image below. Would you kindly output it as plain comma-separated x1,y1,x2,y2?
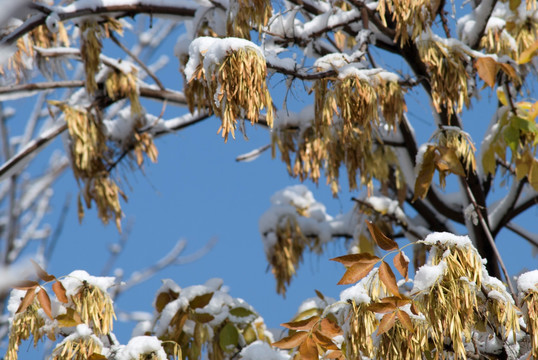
529,158,538,191
475,57,498,88
518,39,538,64
497,87,508,106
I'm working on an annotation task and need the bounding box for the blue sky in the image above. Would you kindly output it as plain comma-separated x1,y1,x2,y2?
5,11,538,356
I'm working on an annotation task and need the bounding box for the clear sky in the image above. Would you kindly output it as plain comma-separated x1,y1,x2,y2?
4,10,537,357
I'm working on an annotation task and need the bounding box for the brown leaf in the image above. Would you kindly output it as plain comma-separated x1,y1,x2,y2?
52,281,68,304
436,147,466,176
281,315,319,331
13,280,40,290
337,262,376,285
475,57,498,88
396,310,414,333
379,261,400,296
299,335,319,360
31,260,56,282
367,302,397,314
366,221,398,251
190,292,213,309
37,288,53,319
410,302,420,316
16,289,37,314
377,312,397,336
191,312,215,324
314,289,325,301
312,330,336,348
498,63,517,81
393,251,409,281
325,350,344,359
272,331,309,349
320,317,342,338
88,354,108,360
330,253,380,267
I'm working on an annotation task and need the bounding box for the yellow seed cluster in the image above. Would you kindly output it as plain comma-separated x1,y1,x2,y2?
80,18,123,94
274,73,405,195
377,0,437,46
521,290,538,358
6,303,45,360
376,316,429,360
418,38,471,116
50,101,125,230
270,215,308,296
105,68,143,115
0,22,70,81
185,47,273,142
70,282,115,336
345,302,376,358
226,0,272,38
51,334,103,360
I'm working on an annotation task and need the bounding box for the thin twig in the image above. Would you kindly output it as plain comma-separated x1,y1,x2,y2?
463,184,516,300
109,32,166,91
505,222,538,248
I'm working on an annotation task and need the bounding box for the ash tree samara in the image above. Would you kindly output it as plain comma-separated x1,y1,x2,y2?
1,0,538,359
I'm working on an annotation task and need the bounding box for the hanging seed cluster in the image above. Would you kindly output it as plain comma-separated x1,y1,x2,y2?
274,71,405,195
105,68,143,115
50,101,124,230
520,285,538,358
418,38,471,116
80,18,123,94
377,0,437,46
51,333,103,360
376,315,430,360
185,46,273,142
226,0,272,38
270,215,309,296
1,22,70,81
70,282,115,336
6,302,46,360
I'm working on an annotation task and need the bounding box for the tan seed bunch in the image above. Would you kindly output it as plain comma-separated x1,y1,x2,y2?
376,316,429,360
51,332,103,360
70,282,115,336
105,68,143,115
6,303,45,360
345,302,377,358
521,289,538,358
80,18,123,95
226,0,272,38
482,280,520,342
479,28,516,58
418,38,471,116
185,46,273,142
377,0,438,46
51,101,125,230
434,127,476,172
1,22,70,81
270,215,308,296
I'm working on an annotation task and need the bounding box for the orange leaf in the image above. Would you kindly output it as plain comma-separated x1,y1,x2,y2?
16,289,37,314
379,261,400,296
337,262,376,285
366,221,398,251
410,302,420,315
396,310,414,333
281,316,319,331
377,312,397,335
31,260,56,282
475,57,498,88
273,331,308,349
498,63,517,81
320,317,342,338
37,288,53,319
330,253,380,267
393,251,409,281
53,281,69,304
367,302,397,314
299,335,319,360
13,280,40,290
413,145,437,200
325,350,344,359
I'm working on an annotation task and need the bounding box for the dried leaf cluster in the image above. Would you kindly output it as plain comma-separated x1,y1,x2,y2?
226,0,272,38
185,46,273,141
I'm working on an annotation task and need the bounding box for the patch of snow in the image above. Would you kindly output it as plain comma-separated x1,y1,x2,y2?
116,336,167,360
412,261,447,293
240,340,291,360
421,232,472,249
61,270,115,297
517,270,538,294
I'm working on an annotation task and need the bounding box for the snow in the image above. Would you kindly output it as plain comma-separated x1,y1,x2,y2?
421,232,473,249
296,295,336,315
365,196,406,224
517,270,538,294
240,340,291,360
61,270,115,297
273,106,315,129
46,12,60,33
116,336,167,360
183,37,264,81
58,0,199,14
412,261,447,293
